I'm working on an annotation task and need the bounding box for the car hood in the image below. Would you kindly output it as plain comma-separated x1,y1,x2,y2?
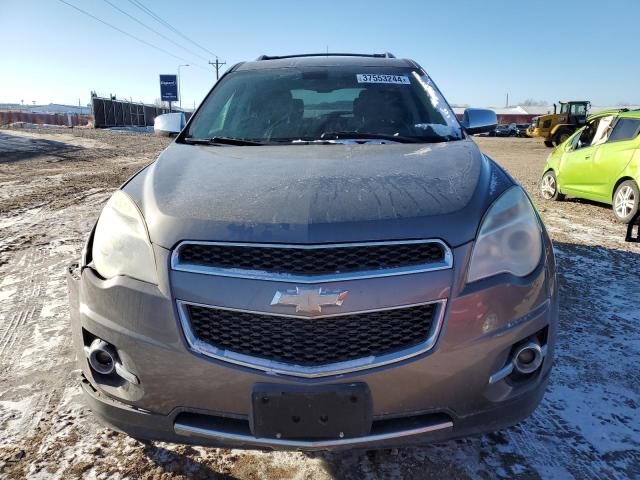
123,139,513,249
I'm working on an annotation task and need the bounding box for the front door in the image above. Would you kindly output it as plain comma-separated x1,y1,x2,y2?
558,118,602,194
559,143,600,194
591,117,640,199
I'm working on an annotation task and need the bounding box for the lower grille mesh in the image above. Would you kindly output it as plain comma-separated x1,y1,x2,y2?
186,303,438,367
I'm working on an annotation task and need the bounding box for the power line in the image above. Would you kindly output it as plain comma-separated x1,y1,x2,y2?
127,0,219,59
101,0,209,63
57,0,196,65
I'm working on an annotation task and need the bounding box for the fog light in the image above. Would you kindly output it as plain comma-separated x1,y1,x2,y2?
488,339,547,385
512,342,543,374
86,339,116,375
84,338,139,384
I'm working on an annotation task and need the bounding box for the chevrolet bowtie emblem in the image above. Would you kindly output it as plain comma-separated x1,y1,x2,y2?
271,287,349,314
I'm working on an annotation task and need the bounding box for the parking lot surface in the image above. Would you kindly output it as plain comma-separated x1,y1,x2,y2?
0,128,638,479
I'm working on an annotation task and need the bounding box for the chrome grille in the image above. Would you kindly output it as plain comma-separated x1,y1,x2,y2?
172,240,452,282
178,301,445,377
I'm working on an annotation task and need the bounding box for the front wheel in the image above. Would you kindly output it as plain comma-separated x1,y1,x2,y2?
553,129,572,146
613,180,639,223
540,171,565,201
544,140,554,148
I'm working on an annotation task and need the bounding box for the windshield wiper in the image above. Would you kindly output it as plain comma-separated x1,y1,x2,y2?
183,136,266,146
319,131,420,144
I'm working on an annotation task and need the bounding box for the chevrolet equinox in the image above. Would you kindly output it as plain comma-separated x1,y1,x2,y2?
67,53,557,450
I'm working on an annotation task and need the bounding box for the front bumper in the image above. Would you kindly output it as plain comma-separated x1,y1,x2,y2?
80,370,549,451
68,239,558,450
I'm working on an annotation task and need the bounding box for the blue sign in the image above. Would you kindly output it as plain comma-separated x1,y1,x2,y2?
159,74,178,102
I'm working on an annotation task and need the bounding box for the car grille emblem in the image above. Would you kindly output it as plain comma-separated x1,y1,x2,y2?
270,287,349,313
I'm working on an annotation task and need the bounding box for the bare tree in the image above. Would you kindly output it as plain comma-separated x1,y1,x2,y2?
521,99,548,106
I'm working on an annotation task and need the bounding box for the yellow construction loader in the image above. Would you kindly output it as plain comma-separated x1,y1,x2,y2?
527,101,590,147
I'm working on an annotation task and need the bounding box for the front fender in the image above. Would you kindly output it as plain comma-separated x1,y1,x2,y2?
622,150,640,188
542,149,562,176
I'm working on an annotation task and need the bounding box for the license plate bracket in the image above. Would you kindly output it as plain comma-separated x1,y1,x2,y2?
251,383,372,440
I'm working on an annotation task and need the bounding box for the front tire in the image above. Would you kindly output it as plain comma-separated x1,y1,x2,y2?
540,171,564,201
544,140,554,148
553,129,572,146
613,180,639,223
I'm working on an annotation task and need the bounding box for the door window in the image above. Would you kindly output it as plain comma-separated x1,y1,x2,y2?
591,115,615,146
608,118,640,143
576,119,599,149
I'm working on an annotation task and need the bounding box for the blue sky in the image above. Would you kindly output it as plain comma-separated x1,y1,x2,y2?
3,0,639,108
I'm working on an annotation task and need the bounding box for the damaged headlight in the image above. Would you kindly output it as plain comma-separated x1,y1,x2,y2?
92,190,158,284
467,186,542,283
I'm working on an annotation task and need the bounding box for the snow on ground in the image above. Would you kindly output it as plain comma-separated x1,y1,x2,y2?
0,131,638,479
107,126,155,133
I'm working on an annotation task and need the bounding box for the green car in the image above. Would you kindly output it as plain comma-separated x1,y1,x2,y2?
540,109,640,223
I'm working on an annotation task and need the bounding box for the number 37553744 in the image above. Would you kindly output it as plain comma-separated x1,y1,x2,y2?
356,74,410,85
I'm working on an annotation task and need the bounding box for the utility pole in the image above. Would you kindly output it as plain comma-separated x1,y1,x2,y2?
178,64,190,110
209,57,227,81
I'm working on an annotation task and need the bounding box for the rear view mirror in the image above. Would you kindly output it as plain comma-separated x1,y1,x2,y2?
154,112,186,136
460,108,498,135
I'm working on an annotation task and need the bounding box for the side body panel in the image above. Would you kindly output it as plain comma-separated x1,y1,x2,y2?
556,144,602,197
593,135,640,199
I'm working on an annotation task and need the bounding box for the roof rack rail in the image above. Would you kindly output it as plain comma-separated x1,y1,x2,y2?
255,52,396,61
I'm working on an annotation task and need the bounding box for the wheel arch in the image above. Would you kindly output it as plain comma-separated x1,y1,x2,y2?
612,176,637,200
542,167,562,192
550,123,572,136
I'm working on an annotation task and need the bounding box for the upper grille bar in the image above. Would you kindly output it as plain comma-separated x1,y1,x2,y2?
171,240,453,283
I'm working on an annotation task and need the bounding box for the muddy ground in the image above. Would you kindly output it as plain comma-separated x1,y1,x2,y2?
0,127,638,479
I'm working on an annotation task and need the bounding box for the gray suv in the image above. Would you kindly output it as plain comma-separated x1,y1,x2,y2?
67,53,557,450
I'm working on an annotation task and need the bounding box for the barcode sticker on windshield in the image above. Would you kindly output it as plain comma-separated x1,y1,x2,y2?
356,74,410,85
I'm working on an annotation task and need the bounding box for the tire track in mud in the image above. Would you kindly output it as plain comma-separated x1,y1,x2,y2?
0,249,46,374
504,409,611,479
0,306,37,357
0,209,94,477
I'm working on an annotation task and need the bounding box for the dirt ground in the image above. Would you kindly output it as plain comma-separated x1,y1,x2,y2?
0,127,638,479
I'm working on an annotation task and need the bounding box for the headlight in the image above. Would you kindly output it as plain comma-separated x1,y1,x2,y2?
467,186,542,283
92,190,157,284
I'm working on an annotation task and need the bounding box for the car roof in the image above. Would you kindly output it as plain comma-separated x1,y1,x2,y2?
587,109,640,121
619,109,640,119
234,54,417,71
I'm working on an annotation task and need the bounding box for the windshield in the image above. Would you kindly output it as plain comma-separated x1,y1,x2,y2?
185,66,463,144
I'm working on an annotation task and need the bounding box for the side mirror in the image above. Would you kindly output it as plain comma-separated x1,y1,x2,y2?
460,108,497,135
154,112,186,136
